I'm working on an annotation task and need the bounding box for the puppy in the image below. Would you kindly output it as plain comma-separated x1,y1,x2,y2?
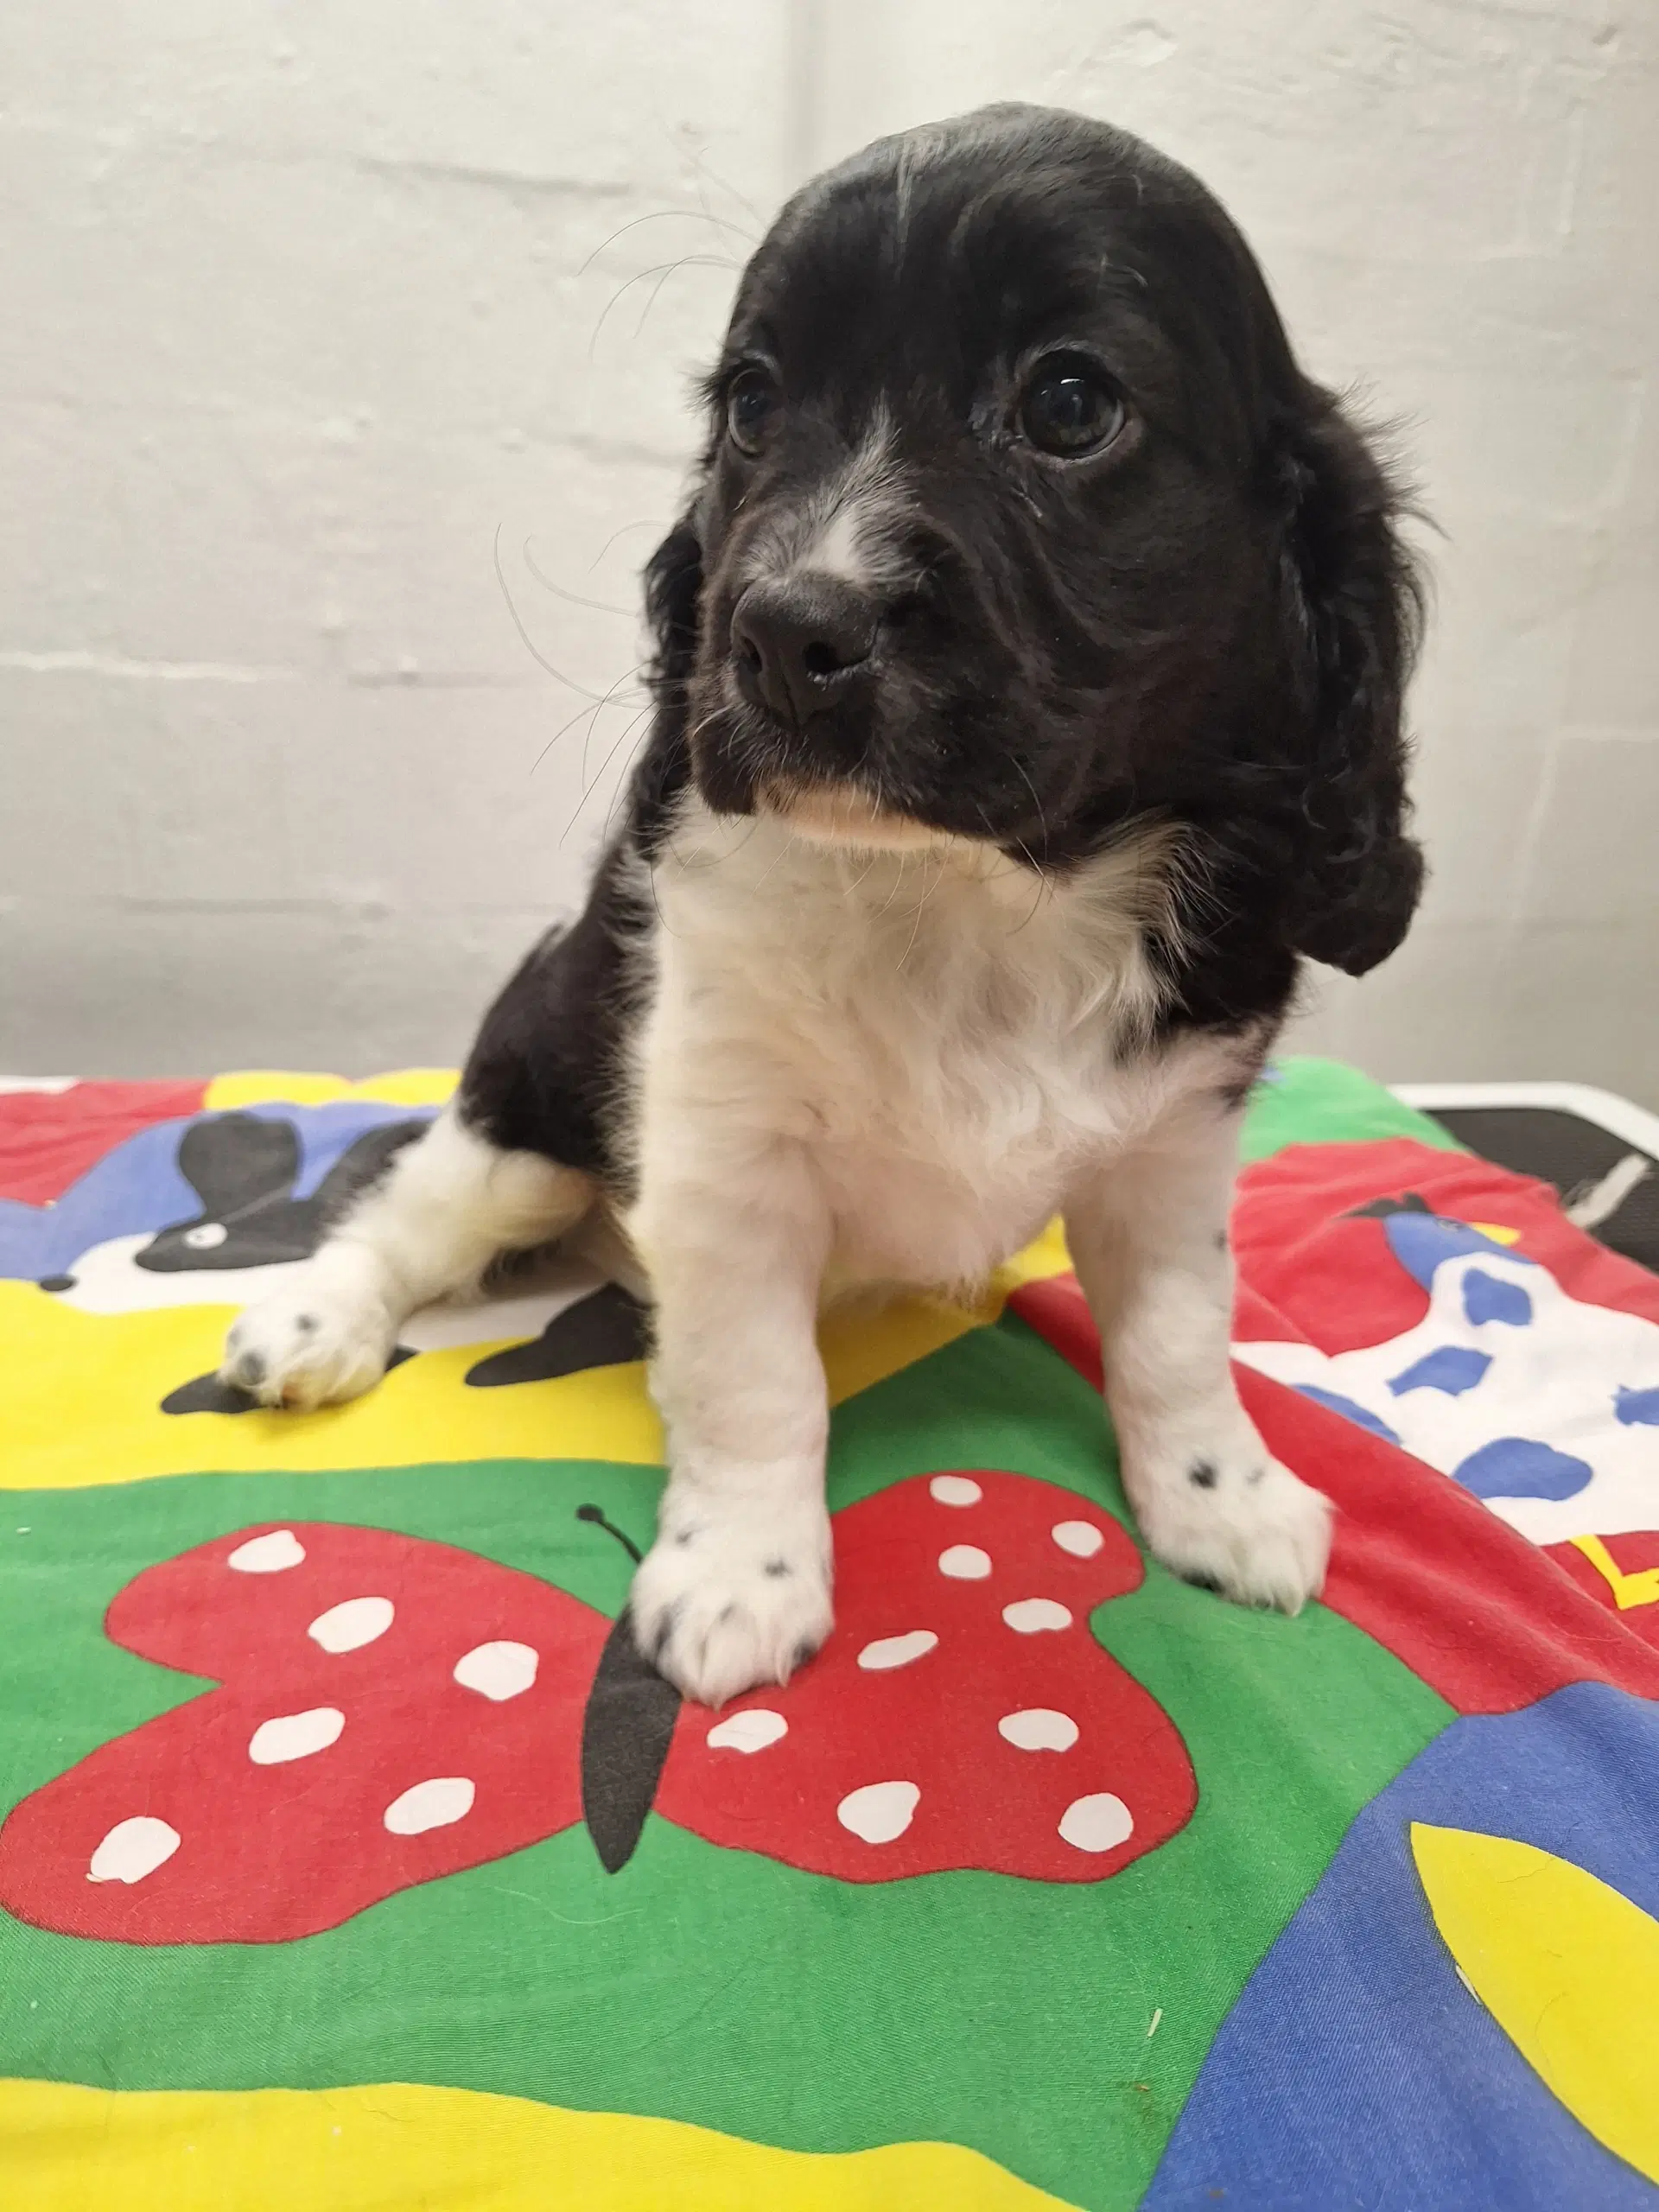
222,105,1423,1705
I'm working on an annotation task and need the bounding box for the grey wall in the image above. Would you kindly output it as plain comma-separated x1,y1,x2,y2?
3,3,1656,1099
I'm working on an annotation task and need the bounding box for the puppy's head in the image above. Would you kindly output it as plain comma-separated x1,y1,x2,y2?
646,105,1423,976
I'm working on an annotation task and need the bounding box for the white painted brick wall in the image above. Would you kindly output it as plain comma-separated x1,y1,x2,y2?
3,3,1656,1102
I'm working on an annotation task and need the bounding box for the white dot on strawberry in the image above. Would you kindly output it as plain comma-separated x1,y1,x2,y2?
452,1641,538,1702
1058,1793,1135,1853
938,1544,991,1580
383,1777,476,1835
836,1781,921,1844
1051,1520,1106,1558
705,1709,788,1753
248,1707,345,1765
998,1707,1080,1752
1001,1598,1073,1633
856,1630,938,1671
227,1529,305,1574
308,1596,395,1654
929,1475,982,1507
87,1816,180,1886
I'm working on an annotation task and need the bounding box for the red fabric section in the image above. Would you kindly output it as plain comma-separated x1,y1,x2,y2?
0,1524,600,1943
1231,1135,1659,1344
658,1470,1195,1882
1542,1531,1659,1649
0,1080,207,1203
1007,1139,1659,1717
1243,1370,1659,1712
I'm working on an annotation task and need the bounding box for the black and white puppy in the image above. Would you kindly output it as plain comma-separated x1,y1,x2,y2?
222,105,1423,1705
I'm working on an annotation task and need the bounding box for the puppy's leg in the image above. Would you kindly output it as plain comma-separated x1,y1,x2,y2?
1065,1104,1332,1611
221,1108,593,1408
627,1142,835,1707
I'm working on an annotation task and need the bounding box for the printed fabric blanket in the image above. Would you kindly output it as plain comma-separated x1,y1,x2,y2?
2,1057,1656,2212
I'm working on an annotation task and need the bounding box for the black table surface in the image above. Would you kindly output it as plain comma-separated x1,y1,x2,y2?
1425,1105,1659,1276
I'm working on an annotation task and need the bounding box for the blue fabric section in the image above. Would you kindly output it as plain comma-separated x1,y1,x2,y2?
0,1102,433,1281
1452,1437,1594,1503
1463,1268,1535,1327
1144,1682,1659,2212
1294,1384,1402,1446
1388,1345,1493,1399
1383,1213,1531,1294
1613,1384,1659,1428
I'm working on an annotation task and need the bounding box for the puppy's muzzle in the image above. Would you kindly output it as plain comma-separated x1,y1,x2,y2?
730,575,877,728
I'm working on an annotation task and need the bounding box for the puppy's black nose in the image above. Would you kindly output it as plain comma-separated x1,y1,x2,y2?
730,577,875,724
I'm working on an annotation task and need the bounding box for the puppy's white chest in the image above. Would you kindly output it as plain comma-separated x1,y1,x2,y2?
643,813,1187,1290
798,985,1113,1286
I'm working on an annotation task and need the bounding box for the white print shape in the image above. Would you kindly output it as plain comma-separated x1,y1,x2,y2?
308,1597,395,1654
837,1781,921,1845
453,1641,538,1702
1234,1241,1659,1548
706,1709,788,1753
183,1222,228,1250
857,1630,939,1671
1051,1521,1106,1558
929,1475,983,1507
938,1545,991,1580
384,1777,476,1835
249,1707,345,1765
1002,1598,1073,1633
88,1816,181,1885
228,1529,305,1573
1059,1793,1135,1853
999,1708,1080,1752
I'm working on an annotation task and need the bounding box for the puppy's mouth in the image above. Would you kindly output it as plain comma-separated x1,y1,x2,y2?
758,778,950,853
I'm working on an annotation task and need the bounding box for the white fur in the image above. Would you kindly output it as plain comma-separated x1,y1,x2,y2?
222,1109,591,1408
48,1228,608,1351
621,802,1329,1700
222,800,1330,1695
760,410,908,592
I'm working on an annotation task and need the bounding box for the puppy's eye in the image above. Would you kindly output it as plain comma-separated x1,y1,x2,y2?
1018,354,1128,459
726,368,780,457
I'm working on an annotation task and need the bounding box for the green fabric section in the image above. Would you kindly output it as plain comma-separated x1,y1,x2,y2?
1241,1055,1466,1165
0,1320,1452,2212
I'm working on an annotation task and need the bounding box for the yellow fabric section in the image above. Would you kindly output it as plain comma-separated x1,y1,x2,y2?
1410,1822,1659,2183
203,1071,461,1109
1,1228,1071,1491
1567,1534,1659,1612
1,2078,1077,2211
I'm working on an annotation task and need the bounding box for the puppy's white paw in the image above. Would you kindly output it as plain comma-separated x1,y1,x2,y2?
1134,1441,1332,1615
630,1499,834,1708
220,1272,397,1410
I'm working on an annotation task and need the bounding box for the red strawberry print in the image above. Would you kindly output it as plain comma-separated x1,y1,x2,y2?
0,1523,603,1944
0,1475,1195,1943
655,1470,1196,1882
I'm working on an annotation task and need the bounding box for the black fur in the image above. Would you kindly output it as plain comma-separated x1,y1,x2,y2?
459,105,1423,1167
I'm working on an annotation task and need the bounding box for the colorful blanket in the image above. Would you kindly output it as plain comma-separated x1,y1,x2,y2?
2,1058,1656,2210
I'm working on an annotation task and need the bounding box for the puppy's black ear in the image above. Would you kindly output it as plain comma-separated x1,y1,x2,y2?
629,512,705,835
645,514,704,690
1274,390,1426,976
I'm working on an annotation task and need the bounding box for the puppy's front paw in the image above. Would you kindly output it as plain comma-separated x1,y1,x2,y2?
1134,1441,1332,1615
220,1272,397,1410
630,1501,834,1707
